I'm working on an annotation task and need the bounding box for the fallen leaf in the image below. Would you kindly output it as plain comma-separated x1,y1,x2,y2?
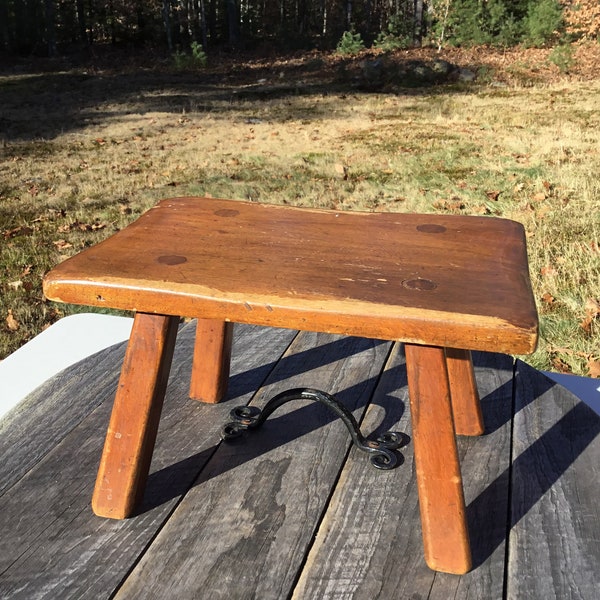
587,359,600,378
8,280,22,290
541,292,556,305
580,298,600,334
6,309,19,331
3,225,33,239
433,198,465,212
334,163,348,179
486,190,501,201
532,192,546,202
551,355,571,373
53,239,73,250
541,265,558,277
585,298,600,316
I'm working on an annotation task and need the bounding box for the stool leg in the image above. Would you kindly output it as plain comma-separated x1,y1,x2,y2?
445,348,484,436
92,313,179,519
190,319,233,403
405,343,472,574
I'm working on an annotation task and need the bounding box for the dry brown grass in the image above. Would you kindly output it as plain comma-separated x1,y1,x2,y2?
1,46,599,375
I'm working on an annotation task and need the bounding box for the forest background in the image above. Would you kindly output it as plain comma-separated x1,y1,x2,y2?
1,0,599,56
1,0,599,378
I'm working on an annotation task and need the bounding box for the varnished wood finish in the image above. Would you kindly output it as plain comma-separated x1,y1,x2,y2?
43,197,538,354
40,197,540,573
405,343,472,574
92,313,179,519
189,319,233,403
446,348,485,436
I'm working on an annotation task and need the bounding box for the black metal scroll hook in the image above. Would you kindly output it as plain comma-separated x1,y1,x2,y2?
221,388,406,470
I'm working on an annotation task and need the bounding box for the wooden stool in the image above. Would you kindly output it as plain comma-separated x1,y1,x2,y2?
43,197,538,574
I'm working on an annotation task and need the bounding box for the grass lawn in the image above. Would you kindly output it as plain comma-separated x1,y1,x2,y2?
1,45,599,376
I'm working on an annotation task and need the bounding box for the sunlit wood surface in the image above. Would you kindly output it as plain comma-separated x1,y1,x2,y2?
43,197,538,354
1,323,597,599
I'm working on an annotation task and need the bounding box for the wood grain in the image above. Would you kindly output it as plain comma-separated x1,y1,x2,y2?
507,360,600,600
1,332,595,599
92,312,180,518
429,351,514,599
114,331,392,599
43,197,538,354
405,343,471,574
446,348,484,436
0,322,297,599
0,341,126,496
292,349,515,599
189,319,234,403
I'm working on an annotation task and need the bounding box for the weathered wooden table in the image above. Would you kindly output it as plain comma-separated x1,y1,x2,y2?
1,323,598,598
42,197,538,574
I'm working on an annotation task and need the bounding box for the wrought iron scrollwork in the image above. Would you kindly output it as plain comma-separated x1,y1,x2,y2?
221,388,406,470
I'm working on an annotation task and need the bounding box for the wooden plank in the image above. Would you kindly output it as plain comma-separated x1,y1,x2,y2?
507,360,600,600
0,322,297,599
114,331,392,599
292,349,514,599
0,341,126,496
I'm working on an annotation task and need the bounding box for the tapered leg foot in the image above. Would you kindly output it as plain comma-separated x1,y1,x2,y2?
92,313,179,519
446,348,484,436
190,319,233,403
405,343,472,574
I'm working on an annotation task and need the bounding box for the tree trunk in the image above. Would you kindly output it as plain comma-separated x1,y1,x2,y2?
163,0,173,51
226,0,240,46
45,0,56,55
207,0,217,42
198,0,208,49
76,0,89,45
414,0,424,45
0,0,11,51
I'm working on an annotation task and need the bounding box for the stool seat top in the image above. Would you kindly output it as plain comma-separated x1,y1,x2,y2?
43,197,538,354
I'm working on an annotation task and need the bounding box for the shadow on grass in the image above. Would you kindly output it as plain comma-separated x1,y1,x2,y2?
1,53,475,142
